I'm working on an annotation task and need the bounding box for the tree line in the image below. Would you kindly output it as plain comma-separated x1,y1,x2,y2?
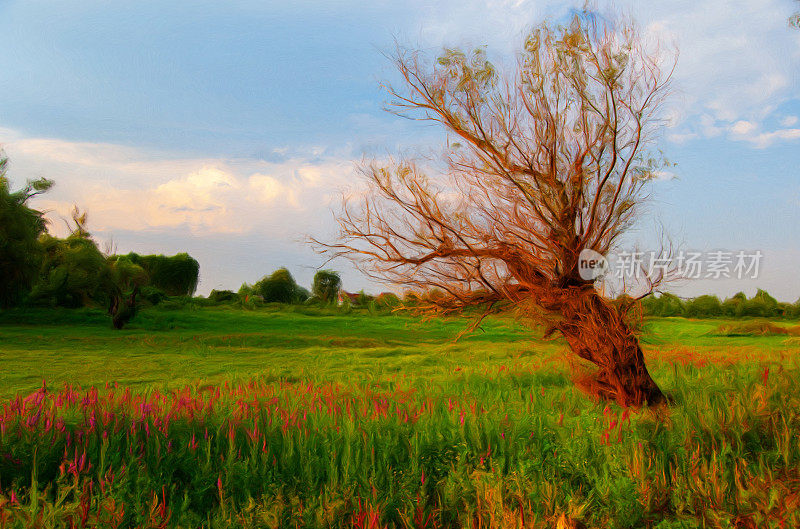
0,158,199,328
641,290,800,319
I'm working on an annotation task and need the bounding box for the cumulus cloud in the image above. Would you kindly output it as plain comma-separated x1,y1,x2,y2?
1,129,356,237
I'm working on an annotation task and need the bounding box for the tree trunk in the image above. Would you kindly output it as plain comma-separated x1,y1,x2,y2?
111,287,139,330
554,288,665,407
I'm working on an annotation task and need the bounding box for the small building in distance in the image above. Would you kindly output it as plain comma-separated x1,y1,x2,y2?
337,291,361,306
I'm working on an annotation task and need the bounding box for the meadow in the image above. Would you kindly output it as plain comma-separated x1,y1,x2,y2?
0,307,799,528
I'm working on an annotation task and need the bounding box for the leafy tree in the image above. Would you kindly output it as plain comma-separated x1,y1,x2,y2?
641,292,684,317
741,289,779,318
255,268,300,303
32,233,109,308
124,253,199,296
721,292,747,318
684,295,722,318
0,156,53,307
312,270,342,304
238,282,255,298
107,255,148,329
321,12,675,405
295,286,311,303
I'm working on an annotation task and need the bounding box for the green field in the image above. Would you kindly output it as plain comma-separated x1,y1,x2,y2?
1,308,799,528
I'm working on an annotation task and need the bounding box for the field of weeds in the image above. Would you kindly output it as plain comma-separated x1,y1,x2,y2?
1,308,799,528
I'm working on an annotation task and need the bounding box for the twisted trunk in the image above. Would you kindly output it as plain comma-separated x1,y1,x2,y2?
552,288,665,407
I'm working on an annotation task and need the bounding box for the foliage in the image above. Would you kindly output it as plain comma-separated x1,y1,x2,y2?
643,290,798,320
0,312,799,527
374,292,401,309
684,295,722,318
312,269,342,304
139,285,167,306
122,252,200,296
30,233,111,308
255,268,303,304
0,156,53,307
713,320,798,336
207,289,239,304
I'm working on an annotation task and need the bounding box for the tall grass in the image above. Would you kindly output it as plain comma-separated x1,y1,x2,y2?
1,359,799,528
1,310,799,527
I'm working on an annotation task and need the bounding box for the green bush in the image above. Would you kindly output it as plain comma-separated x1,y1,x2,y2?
208,289,239,304
139,286,167,306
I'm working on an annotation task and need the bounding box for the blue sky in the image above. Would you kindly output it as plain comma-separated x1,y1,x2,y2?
1,0,799,300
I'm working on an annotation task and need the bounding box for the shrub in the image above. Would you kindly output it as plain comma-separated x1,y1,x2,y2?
208,289,239,303
374,292,401,309
139,286,167,306
713,321,798,336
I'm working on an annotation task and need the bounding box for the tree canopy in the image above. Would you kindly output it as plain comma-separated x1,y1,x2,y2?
0,156,53,308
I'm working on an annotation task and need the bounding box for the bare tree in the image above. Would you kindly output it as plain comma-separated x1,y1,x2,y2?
321,12,675,406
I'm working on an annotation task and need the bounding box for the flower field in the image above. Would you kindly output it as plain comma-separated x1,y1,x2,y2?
0,308,799,528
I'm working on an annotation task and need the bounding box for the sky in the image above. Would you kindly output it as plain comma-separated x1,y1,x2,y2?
0,0,799,300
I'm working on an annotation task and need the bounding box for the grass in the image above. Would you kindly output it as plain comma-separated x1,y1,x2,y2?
711,320,800,337
0,307,799,528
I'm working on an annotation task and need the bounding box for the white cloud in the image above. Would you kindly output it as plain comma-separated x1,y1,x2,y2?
781,115,798,127
722,119,800,148
1,130,356,237
748,128,800,148
731,120,757,135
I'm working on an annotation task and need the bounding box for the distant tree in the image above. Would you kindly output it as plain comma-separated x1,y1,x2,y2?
721,292,747,318
375,292,401,309
312,269,342,304
295,286,311,303
256,268,300,303
31,209,111,308
641,292,684,317
357,290,373,306
788,297,800,319
107,255,148,329
238,282,255,297
741,289,779,318
684,295,722,318
0,156,53,307
125,253,199,296
320,12,675,405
